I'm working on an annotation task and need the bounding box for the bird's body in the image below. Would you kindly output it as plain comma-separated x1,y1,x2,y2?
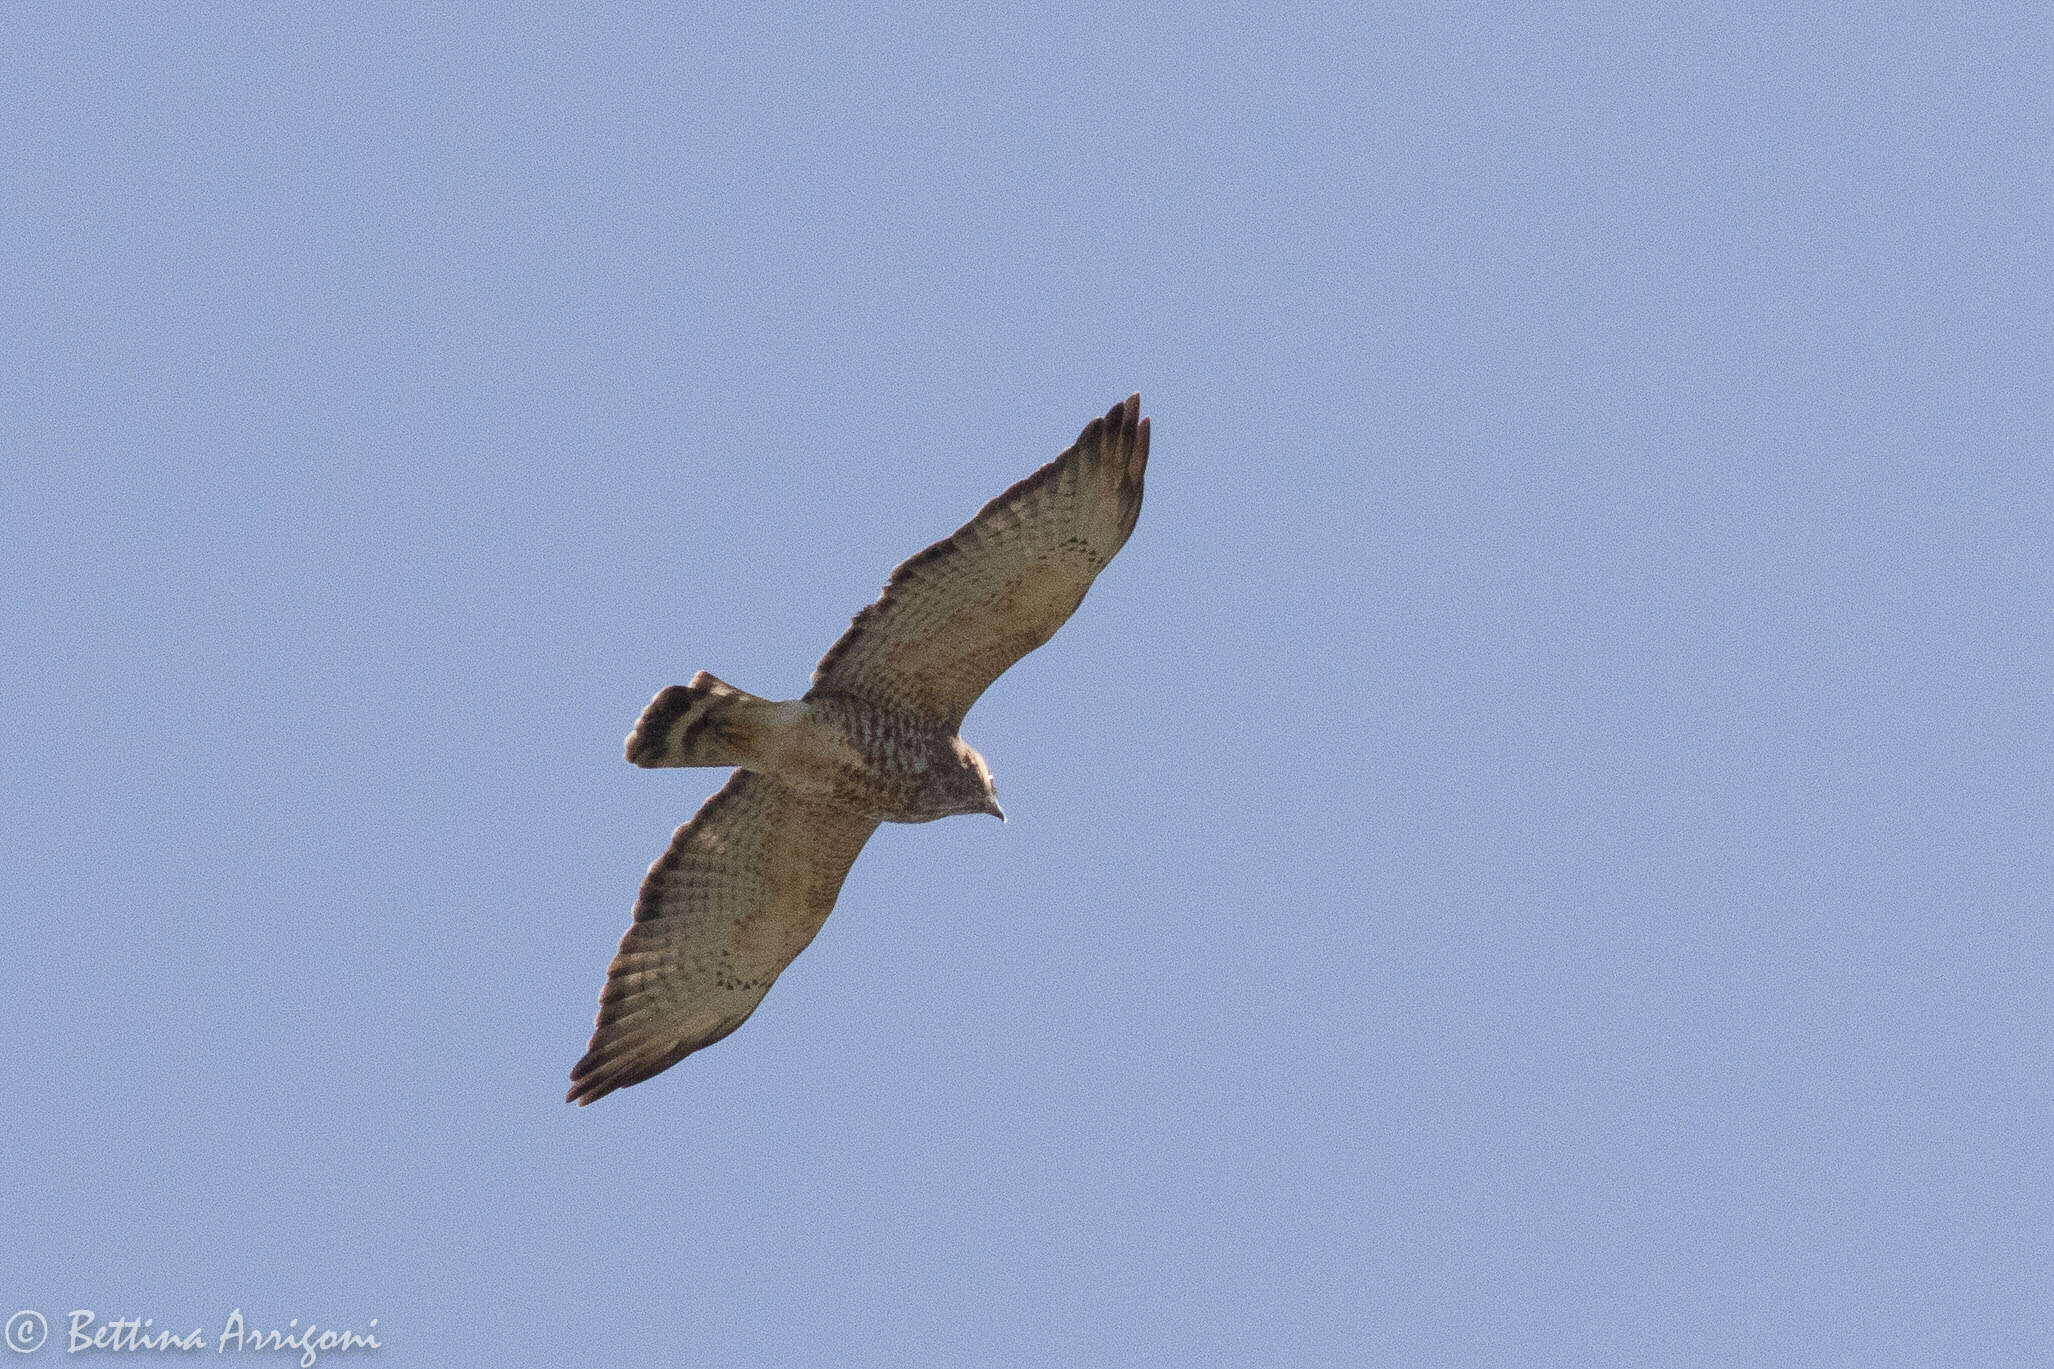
631,679,998,823
569,393,1150,1105
792,694,999,823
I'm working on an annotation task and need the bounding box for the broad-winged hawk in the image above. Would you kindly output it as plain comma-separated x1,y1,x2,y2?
568,394,1150,1104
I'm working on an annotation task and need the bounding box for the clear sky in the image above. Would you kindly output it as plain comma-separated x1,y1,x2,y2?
4,4,2048,1365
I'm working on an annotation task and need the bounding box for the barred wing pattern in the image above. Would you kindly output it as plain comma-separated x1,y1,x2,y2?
567,772,879,1105
571,393,1150,1103
807,393,1150,729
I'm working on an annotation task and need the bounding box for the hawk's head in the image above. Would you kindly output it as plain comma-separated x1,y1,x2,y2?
949,738,1006,822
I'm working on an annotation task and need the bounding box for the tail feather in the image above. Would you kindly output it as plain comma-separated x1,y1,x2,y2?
625,672,776,768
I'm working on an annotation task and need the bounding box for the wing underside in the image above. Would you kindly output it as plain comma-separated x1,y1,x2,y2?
806,393,1149,728
568,772,879,1105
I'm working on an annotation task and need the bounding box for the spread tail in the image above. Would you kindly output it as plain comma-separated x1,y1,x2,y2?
625,672,781,768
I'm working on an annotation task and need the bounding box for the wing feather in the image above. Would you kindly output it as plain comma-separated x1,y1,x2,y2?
567,772,879,1104
806,393,1149,727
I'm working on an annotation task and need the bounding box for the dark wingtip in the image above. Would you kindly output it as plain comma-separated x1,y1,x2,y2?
1100,393,1138,438
566,1048,641,1107
566,1053,609,1106
1079,392,1141,460
1108,393,1148,485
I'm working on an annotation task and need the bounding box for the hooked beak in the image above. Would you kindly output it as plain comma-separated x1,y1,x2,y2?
986,797,1007,822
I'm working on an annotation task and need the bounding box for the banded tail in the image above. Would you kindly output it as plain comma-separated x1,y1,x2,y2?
625,672,784,768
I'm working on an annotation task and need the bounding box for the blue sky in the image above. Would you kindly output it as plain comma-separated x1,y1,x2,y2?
4,4,2049,1365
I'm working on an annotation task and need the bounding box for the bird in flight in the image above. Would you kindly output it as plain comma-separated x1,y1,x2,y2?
568,394,1151,1104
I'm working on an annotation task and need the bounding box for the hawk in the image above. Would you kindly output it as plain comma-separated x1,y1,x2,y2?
568,394,1150,1104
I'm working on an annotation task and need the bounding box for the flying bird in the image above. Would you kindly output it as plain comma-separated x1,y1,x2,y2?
568,394,1151,1104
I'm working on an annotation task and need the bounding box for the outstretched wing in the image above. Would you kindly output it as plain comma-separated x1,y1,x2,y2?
806,393,1150,729
567,772,879,1105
